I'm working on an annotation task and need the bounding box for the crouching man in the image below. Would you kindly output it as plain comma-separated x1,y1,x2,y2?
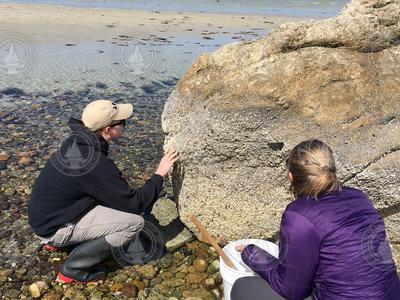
28,99,179,283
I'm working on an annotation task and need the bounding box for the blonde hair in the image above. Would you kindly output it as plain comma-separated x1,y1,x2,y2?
286,139,341,199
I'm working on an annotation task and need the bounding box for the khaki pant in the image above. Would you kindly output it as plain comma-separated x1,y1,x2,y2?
37,205,145,247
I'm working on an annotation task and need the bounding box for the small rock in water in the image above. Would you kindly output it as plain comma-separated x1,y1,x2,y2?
42,292,61,300
136,265,157,280
1,87,26,97
185,273,205,285
19,156,32,166
95,82,107,89
173,251,185,261
110,282,124,293
90,291,103,300
29,281,49,298
26,165,38,172
0,160,7,171
0,153,9,170
0,111,10,120
86,282,99,290
193,258,208,273
5,289,20,298
121,283,138,297
16,268,27,276
211,288,222,298
208,259,220,273
64,287,86,300
164,278,185,287
0,269,12,283
131,279,145,290
158,255,173,269
112,273,128,282
204,277,216,289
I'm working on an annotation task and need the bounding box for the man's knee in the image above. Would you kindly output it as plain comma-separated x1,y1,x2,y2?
105,214,145,247
126,214,145,235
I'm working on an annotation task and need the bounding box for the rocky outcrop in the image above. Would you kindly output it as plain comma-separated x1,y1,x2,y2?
162,0,400,252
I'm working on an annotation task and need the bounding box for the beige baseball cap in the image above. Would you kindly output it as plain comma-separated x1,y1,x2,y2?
81,100,133,132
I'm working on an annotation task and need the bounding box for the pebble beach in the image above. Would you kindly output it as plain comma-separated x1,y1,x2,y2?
0,1,352,299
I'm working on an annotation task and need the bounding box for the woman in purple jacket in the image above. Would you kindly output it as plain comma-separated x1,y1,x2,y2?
232,139,400,300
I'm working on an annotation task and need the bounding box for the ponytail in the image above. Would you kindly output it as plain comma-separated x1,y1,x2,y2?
286,139,341,199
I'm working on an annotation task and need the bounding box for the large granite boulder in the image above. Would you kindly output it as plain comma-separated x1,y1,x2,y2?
161,0,400,260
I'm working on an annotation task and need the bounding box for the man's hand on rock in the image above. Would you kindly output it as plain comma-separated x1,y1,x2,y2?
155,150,179,177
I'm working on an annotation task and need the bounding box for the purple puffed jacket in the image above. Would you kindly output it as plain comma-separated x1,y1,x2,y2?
241,186,400,299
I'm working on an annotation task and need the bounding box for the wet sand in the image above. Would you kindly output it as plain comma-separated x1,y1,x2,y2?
0,3,307,44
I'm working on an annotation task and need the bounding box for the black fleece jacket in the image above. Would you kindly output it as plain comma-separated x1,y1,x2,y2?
28,117,164,237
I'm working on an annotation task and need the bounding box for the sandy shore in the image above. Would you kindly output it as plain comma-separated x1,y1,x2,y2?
0,3,308,44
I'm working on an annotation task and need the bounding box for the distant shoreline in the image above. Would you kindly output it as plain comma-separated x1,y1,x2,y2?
0,0,346,18
0,3,309,45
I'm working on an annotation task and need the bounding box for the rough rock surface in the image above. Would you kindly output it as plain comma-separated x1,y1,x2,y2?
150,197,194,252
162,0,400,258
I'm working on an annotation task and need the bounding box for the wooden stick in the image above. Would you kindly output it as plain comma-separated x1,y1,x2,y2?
188,213,235,269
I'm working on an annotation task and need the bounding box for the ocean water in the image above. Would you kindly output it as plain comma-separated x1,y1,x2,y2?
0,0,349,17
0,0,350,101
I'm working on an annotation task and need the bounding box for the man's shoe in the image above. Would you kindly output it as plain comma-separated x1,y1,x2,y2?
59,237,111,283
43,244,59,251
56,265,106,283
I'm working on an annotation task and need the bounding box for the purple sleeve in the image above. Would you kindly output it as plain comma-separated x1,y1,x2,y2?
241,210,320,300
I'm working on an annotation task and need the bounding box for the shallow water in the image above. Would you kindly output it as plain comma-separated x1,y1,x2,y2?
0,0,349,17
0,29,267,98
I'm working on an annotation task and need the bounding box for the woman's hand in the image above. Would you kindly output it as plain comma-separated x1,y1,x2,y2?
155,150,179,177
235,244,246,252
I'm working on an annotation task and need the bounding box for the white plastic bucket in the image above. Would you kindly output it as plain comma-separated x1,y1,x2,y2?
219,239,279,300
